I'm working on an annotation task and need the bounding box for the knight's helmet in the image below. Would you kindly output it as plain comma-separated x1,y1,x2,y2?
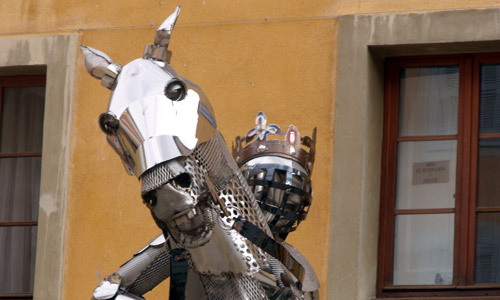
233,112,316,239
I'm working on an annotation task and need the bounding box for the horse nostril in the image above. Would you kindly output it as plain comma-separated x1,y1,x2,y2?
164,79,186,101
171,173,192,189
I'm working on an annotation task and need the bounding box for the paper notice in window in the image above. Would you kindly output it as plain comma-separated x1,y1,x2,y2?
412,160,449,185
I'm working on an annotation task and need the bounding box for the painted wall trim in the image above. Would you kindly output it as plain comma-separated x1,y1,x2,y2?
331,7,500,300
0,33,78,300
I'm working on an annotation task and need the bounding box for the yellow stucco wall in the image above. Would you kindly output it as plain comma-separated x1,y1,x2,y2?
2,1,500,299
1,0,499,33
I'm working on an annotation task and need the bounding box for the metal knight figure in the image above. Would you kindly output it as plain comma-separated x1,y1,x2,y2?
81,6,319,300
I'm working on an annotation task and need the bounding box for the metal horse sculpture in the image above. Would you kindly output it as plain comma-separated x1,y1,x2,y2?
82,7,318,300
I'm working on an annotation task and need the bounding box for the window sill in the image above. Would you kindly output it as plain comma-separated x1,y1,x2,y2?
0,294,33,300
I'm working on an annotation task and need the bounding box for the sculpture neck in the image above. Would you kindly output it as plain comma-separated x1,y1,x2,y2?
187,211,255,276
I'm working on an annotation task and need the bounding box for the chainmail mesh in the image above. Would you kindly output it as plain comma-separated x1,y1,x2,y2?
141,161,177,194
126,250,171,295
268,256,286,288
115,241,171,297
184,153,209,200
218,175,270,267
195,131,273,268
236,170,271,235
194,131,238,191
141,131,272,237
141,131,234,194
195,132,271,235
137,132,276,295
199,273,268,300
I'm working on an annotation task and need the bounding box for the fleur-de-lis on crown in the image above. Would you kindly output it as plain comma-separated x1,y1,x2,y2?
245,111,281,142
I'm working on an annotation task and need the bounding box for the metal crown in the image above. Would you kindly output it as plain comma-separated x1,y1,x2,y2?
232,112,316,173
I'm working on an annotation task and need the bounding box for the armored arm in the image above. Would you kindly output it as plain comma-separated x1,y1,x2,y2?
92,234,171,300
260,255,319,300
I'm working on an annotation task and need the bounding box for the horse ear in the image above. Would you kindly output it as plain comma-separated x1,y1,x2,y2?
80,45,122,89
154,5,181,47
80,45,113,79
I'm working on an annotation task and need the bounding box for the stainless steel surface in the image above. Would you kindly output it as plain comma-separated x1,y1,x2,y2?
92,234,170,300
83,7,321,299
144,154,215,249
144,139,268,274
81,9,217,178
234,112,316,236
185,268,209,300
80,45,122,89
199,272,267,300
154,6,180,47
188,213,256,275
116,236,171,295
143,5,180,62
141,155,186,194
279,241,320,293
232,112,320,298
115,294,145,300
81,45,114,79
107,58,216,176
233,112,316,174
92,279,120,300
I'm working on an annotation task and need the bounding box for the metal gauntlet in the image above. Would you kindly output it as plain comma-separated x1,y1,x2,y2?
92,235,170,300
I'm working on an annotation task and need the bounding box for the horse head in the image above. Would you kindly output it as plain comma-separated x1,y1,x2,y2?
81,6,272,277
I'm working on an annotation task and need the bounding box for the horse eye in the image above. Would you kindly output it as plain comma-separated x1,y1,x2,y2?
98,112,119,135
142,190,157,207
171,173,192,189
164,80,186,101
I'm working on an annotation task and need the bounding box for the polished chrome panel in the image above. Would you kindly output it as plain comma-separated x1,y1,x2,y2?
81,45,122,89
234,112,316,236
280,241,320,292
154,5,180,47
99,57,217,177
144,5,180,62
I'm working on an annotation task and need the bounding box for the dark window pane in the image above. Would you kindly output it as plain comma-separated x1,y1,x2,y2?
0,86,45,153
475,212,500,283
0,157,41,222
477,139,500,207
0,226,37,293
399,66,459,137
480,64,500,134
